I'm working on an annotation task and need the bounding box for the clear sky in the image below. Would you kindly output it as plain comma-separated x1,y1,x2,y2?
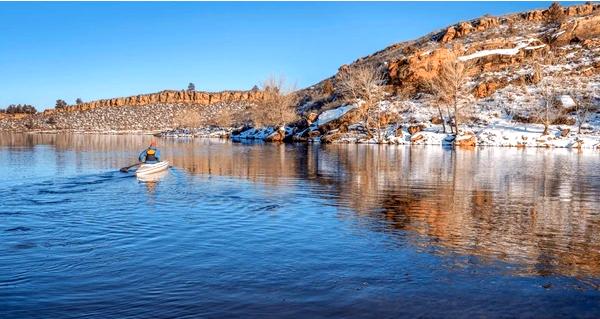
1,1,557,110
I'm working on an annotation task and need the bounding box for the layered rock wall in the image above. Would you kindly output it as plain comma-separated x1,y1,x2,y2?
46,90,264,115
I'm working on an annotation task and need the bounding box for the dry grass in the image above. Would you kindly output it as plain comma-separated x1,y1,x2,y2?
173,109,202,128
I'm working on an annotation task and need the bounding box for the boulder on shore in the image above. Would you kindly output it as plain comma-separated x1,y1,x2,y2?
454,134,477,147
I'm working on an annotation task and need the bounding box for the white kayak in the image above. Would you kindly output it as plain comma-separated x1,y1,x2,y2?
136,161,170,176
136,169,168,182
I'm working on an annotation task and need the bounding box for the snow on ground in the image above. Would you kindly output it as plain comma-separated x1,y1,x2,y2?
311,103,358,128
458,39,545,61
559,95,576,108
317,86,600,150
234,127,275,140
327,118,600,149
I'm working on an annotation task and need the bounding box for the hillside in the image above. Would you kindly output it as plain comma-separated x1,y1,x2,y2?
287,2,600,148
301,2,599,98
0,90,263,132
1,2,599,149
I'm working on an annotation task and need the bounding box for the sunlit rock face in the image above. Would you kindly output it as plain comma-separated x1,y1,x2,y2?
381,3,600,98
289,3,600,146
56,90,264,113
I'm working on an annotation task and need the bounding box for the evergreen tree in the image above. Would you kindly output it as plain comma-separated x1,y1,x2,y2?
56,99,68,109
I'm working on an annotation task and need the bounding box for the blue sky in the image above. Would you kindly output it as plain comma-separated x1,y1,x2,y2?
0,1,556,110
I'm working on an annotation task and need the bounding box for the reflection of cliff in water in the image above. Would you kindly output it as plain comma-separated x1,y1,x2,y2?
314,145,600,279
169,141,600,278
2,133,599,278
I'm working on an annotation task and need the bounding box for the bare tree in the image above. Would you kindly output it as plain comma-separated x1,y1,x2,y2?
547,2,566,26
573,81,597,134
424,62,449,133
529,62,562,135
336,65,387,140
430,59,473,134
249,75,298,128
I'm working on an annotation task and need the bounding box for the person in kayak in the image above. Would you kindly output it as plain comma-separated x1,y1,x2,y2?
138,140,161,164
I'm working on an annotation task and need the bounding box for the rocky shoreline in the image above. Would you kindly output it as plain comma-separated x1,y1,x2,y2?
5,122,600,151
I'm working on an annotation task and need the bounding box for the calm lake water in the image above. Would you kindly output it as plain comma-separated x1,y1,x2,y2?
1,133,600,318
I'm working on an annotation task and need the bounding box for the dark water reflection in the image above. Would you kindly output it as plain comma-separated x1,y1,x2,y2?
1,133,599,318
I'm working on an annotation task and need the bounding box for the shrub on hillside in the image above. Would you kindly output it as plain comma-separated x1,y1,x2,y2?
55,99,68,109
322,79,334,96
547,2,566,26
4,104,37,114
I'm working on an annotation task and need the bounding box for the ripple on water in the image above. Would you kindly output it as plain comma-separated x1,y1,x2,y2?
1,136,599,318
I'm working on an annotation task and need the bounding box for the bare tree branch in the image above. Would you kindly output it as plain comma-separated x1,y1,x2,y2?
430,58,473,134
336,65,388,140
249,75,299,128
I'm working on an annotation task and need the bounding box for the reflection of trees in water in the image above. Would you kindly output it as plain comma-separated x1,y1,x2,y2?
319,145,600,278
166,140,600,278
3,133,600,278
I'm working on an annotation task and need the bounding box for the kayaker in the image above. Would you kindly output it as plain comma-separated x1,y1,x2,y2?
138,140,161,164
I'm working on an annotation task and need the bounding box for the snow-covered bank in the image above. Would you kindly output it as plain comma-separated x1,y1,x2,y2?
159,102,600,151
307,103,600,150
158,127,233,138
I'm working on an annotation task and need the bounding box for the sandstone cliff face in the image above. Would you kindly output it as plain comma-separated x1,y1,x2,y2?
51,90,264,114
385,4,600,98
439,2,598,44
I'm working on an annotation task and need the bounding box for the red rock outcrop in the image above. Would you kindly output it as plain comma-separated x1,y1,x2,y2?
387,47,458,91
57,90,265,113
475,16,501,31
523,10,545,21
454,134,477,147
553,13,600,46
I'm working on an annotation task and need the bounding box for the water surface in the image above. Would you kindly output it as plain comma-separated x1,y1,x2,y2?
1,133,600,318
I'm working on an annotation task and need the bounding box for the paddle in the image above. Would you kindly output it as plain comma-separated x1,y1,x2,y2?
120,163,141,173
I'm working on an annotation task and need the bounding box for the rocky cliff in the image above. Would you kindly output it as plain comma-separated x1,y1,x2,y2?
300,2,600,101
1,90,262,132
46,89,265,115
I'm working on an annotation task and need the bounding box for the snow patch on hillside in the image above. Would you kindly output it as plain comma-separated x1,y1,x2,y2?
459,39,545,61
313,104,358,128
